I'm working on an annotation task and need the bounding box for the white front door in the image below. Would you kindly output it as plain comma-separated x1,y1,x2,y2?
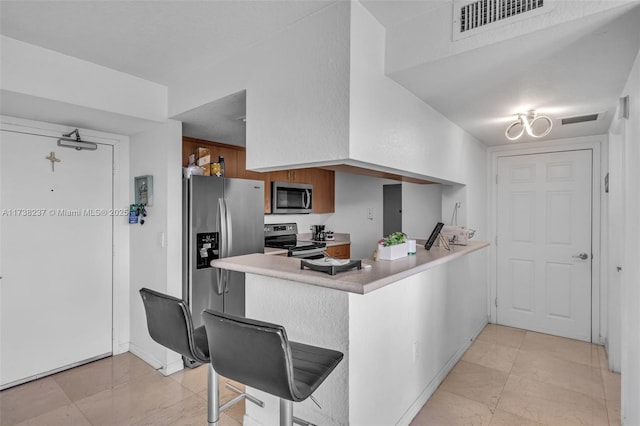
0,130,113,388
496,150,592,342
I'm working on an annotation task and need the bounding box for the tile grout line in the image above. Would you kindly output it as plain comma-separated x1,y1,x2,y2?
490,330,526,421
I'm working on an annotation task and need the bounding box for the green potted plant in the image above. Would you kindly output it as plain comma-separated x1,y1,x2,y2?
377,232,408,260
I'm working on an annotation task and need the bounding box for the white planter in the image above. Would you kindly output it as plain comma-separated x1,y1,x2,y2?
377,243,408,260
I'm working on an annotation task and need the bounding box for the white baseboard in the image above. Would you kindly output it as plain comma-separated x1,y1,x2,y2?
115,342,129,355
128,342,162,370
243,414,262,426
164,359,185,376
396,316,489,425
129,342,185,376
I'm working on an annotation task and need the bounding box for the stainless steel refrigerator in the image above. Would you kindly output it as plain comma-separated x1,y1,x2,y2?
182,175,264,334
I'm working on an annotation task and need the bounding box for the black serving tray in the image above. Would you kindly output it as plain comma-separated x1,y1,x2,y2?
300,259,362,276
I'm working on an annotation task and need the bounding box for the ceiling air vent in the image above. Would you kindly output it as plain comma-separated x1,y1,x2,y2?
453,0,553,41
561,114,599,125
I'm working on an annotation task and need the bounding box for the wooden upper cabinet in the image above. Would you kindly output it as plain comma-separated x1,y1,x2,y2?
308,168,335,213
182,136,237,177
267,168,334,213
236,149,263,180
268,170,290,183
182,137,334,214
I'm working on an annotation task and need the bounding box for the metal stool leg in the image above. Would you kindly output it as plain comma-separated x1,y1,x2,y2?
278,399,316,426
208,365,220,425
280,398,293,426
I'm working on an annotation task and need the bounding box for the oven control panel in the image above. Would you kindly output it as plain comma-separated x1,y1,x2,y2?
264,223,298,237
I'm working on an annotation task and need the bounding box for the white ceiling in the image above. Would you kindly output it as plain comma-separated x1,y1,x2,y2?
379,2,640,145
1,1,639,147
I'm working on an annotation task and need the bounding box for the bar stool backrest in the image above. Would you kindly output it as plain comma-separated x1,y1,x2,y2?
139,288,209,363
202,309,297,401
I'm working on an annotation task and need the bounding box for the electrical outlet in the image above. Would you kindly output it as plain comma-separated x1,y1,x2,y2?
367,208,374,220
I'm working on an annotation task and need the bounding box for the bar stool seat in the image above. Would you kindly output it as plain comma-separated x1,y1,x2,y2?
139,288,261,425
202,309,343,426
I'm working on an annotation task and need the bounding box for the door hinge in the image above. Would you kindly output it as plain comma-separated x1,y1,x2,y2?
495,236,498,246
495,298,498,308
495,175,498,184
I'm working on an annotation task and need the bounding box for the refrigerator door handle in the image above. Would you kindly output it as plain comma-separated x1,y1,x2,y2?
215,198,226,295
223,199,232,294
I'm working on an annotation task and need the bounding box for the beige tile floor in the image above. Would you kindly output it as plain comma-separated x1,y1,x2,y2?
0,354,244,426
0,324,621,426
411,324,621,426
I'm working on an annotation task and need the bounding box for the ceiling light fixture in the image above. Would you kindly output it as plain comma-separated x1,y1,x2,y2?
505,110,553,141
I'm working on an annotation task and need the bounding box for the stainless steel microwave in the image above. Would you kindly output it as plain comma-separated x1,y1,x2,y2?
271,181,312,214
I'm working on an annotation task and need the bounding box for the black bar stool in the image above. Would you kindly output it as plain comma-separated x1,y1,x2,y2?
139,288,262,425
202,309,344,426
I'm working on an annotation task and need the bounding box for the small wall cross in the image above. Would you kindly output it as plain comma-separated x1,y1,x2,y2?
46,152,61,172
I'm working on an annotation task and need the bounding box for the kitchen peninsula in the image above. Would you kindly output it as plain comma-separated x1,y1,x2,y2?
211,241,489,425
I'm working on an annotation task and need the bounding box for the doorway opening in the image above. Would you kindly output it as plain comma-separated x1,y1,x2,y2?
383,184,402,237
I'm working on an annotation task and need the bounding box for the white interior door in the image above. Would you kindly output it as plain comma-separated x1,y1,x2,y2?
1,130,113,388
496,150,592,342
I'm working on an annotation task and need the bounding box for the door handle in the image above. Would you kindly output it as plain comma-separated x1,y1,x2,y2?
303,190,311,209
215,198,225,295
572,253,589,260
224,199,232,260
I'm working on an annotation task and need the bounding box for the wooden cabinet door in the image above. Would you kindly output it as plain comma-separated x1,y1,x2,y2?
326,244,350,259
210,145,238,178
287,168,311,183
307,169,335,213
269,170,290,183
182,137,238,177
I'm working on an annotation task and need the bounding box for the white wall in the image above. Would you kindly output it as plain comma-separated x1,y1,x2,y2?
325,172,397,259
348,1,474,185
264,213,332,239
172,1,488,187
402,183,443,239
0,36,167,123
128,119,183,375
384,1,636,75
442,135,489,241
169,2,352,172
607,121,624,372
616,48,640,426
348,249,489,425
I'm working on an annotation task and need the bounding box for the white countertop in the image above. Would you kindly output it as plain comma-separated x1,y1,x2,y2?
215,240,489,294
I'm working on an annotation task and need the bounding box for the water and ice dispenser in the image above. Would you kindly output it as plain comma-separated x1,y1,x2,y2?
196,232,219,269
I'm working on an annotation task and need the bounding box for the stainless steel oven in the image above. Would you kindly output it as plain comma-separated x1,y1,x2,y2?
271,182,312,214
264,223,326,259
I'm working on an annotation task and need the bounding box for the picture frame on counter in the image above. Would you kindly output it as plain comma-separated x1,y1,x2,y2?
425,222,444,250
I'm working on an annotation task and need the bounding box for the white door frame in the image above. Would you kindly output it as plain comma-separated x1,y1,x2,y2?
488,135,605,344
0,115,131,355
